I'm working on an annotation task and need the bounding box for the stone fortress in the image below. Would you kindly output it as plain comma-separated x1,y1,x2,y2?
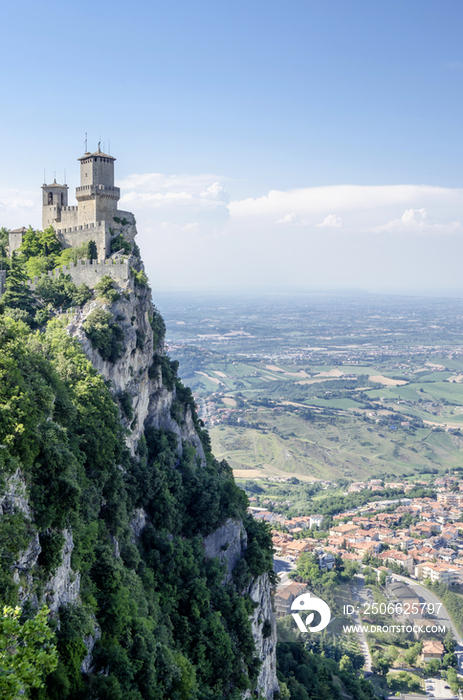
4,146,138,294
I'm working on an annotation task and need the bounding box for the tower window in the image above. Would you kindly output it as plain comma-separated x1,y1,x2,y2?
61,193,64,205
48,192,53,205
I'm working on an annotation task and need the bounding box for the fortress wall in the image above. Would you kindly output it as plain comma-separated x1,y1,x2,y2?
59,207,79,229
27,258,133,291
56,222,110,260
43,204,60,229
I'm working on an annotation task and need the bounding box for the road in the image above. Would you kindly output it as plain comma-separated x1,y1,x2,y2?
390,573,463,674
274,555,296,588
391,574,462,645
353,575,373,673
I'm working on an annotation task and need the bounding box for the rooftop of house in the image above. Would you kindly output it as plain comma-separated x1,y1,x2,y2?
422,640,444,654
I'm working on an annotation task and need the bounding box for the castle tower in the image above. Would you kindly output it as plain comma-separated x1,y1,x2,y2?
41,179,69,229
76,147,120,225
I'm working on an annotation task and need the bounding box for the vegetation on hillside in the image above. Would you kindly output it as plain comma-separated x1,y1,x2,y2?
0,309,274,699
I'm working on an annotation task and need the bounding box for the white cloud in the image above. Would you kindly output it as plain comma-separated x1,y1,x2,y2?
277,212,307,225
317,214,342,228
118,173,230,212
374,207,462,235
401,208,427,224
228,184,463,236
0,188,36,228
117,172,231,245
200,182,230,203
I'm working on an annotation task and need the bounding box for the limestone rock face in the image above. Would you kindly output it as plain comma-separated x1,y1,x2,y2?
204,522,279,698
1,469,31,517
14,534,41,603
67,257,205,464
247,574,279,700
203,517,247,582
67,266,154,456
44,530,81,613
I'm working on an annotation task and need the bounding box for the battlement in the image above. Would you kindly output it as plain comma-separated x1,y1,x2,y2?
61,206,78,213
55,221,108,235
26,257,134,291
76,184,120,199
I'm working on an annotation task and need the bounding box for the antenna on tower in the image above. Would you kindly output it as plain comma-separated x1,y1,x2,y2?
108,138,110,155
44,168,46,184
85,132,88,152
54,171,56,182
64,169,66,184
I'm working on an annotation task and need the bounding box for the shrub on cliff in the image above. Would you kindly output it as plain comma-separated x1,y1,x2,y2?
35,273,91,310
82,308,124,362
94,274,120,302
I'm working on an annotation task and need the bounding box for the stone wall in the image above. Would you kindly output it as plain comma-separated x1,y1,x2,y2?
58,206,79,228
55,221,110,260
27,257,133,291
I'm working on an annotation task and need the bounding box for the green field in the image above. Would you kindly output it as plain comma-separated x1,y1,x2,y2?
209,407,463,480
161,292,463,481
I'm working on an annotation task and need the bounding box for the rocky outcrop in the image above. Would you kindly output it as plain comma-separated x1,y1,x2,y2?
247,574,279,700
67,263,154,456
204,521,279,698
81,624,101,674
13,534,41,603
203,517,247,582
1,469,31,517
67,255,205,465
130,508,148,540
44,530,81,613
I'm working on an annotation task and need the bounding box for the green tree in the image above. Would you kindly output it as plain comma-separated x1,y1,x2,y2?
339,654,354,674
2,253,35,314
87,239,98,261
0,605,58,698
443,651,457,669
0,227,9,264
403,642,421,668
372,651,390,676
444,631,456,654
424,659,440,675
446,667,460,694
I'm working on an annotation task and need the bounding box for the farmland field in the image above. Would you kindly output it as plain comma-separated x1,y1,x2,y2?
156,291,463,481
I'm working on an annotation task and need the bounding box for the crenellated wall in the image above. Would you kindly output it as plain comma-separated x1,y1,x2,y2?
26,257,134,291
55,221,111,260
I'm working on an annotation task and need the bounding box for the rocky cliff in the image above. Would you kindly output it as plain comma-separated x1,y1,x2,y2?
3,226,279,697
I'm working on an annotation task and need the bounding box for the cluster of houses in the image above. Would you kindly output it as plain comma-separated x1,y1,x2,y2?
347,477,429,494
252,475,463,586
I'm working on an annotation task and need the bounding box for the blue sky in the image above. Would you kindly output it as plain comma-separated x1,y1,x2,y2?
2,0,463,292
